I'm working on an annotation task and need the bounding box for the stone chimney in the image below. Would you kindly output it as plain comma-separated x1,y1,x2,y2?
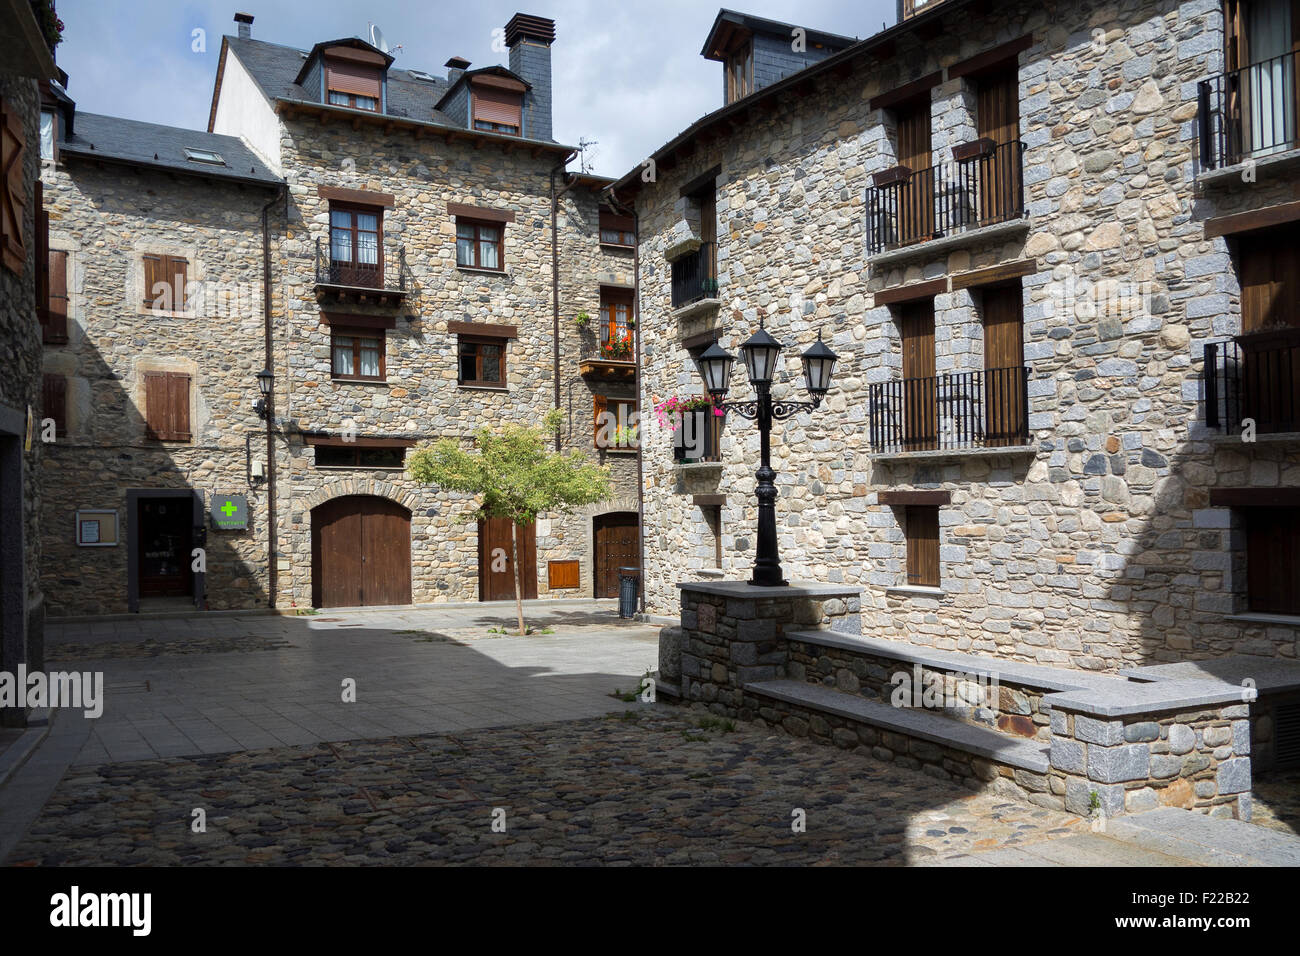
234,13,254,40
504,13,555,141
446,56,470,85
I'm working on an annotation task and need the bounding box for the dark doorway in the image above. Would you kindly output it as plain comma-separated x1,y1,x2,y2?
478,517,537,602
593,512,639,598
311,495,412,608
137,496,194,599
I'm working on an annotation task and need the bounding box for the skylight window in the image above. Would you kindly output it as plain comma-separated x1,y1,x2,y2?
185,148,226,166
406,70,437,82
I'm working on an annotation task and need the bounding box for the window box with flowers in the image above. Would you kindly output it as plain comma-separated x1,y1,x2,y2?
656,395,725,463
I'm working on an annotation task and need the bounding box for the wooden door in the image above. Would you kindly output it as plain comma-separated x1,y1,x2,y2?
976,67,1021,225
1246,507,1300,613
899,301,937,451
895,100,933,244
478,517,537,602
311,496,411,608
594,512,639,599
1237,226,1300,431
137,497,193,598
905,506,940,588
982,285,1026,447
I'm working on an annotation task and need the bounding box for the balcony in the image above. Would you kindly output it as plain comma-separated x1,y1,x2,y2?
671,408,724,464
671,241,719,309
578,333,637,382
865,140,1026,257
1198,50,1300,171
867,366,1030,454
314,238,409,306
1205,333,1300,436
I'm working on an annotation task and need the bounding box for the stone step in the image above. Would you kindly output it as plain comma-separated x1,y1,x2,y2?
784,629,1129,694
745,678,1050,774
1103,807,1300,866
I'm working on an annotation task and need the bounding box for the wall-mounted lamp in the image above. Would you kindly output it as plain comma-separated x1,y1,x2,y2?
253,368,273,421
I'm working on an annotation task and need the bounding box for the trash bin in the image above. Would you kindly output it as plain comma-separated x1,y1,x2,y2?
617,567,640,619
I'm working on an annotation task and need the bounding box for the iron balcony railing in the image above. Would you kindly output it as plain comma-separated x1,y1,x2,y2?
867,366,1030,453
672,408,724,463
865,140,1026,256
671,241,719,308
315,237,407,291
1198,48,1300,170
1205,335,1300,435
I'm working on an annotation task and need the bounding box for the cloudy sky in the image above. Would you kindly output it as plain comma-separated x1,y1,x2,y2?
55,0,897,178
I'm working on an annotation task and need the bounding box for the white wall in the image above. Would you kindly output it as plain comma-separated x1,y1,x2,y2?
211,49,282,175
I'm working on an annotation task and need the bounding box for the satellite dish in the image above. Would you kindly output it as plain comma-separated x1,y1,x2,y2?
369,23,388,53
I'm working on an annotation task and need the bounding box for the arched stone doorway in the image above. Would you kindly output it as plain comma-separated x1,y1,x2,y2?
311,495,412,608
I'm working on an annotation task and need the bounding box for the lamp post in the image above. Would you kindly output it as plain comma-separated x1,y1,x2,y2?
253,368,273,421
696,322,838,587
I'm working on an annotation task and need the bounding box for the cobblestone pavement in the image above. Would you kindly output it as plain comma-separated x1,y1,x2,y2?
6,708,1093,866
1251,769,1300,837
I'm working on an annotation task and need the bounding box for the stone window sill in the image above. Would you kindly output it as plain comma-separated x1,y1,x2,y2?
671,298,722,323
331,377,388,386
1198,146,1300,187
1203,430,1300,444
456,265,509,277
886,585,946,599
603,448,639,455
1225,613,1300,628
673,460,723,474
458,384,508,392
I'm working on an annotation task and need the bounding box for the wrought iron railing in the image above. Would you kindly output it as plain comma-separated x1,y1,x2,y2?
867,366,1030,453
865,140,1026,255
315,238,407,291
587,334,635,363
1198,49,1300,170
1205,335,1300,434
671,241,719,308
672,407,724,463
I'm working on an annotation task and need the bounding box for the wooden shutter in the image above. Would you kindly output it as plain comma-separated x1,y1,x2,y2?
472,85,522,128
905,505,940,588
548,559,580,589
1,98,26,274
1246,507,1300,614
165,255,188,311
47,250,68,341
900,301,937,451
895,99,932,244
144,371,191,441
42,373,66,437
983,285,1026,447
593,393,607,448
1239,226,1300,333
977,67,1022,225
143,254,163,308
327,59,382,98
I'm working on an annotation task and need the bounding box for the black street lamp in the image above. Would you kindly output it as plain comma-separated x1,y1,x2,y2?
696,322,838,587
253,368,274,420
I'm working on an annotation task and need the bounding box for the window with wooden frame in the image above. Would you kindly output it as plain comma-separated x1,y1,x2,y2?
39,109,56,161
458,336,506,387
470,77,524,135
455,218,503,270
325,54,382,112
143,371,192,442
1,97,28,275
330,327,385,381
599,210,635,247
726,40,754,104
594,395,637,450
42,373,66,438
1244,507,1300,614
904,505,940,588
314,445,407,469
329,204,382,287
599,288,634,360
142,253,189,311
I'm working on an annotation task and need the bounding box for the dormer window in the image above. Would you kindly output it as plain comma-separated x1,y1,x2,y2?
470,75,525,137
324,48,385,113
726,41,753,103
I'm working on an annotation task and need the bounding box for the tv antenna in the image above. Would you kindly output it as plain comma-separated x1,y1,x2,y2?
578,137,599,173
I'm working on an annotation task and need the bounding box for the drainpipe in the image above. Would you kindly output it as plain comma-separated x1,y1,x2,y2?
550,149,578,451
261,185,285,608
606,188,644,614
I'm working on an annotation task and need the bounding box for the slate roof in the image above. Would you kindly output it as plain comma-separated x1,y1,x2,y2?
225,35,469,129
59,112,282,186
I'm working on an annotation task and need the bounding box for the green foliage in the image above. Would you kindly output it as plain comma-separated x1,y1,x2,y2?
408,408,612,526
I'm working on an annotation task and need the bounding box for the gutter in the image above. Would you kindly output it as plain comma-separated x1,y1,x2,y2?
550,149,579,451
261,185,286,608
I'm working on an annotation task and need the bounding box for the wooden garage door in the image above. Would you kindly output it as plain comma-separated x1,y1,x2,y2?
311,495,411,608
479,517,537,602
594,512,639,599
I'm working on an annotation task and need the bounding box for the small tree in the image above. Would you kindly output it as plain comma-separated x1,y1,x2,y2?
407,409,612,635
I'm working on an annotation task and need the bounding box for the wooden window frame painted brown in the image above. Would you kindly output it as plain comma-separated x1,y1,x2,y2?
455,217,505,270
594,395,637,449
44,248,68,344
42,372,66,438
330,326,387,382
328,202,384,284
458,335,507,387
726,39,754,103
1244,506,1300,615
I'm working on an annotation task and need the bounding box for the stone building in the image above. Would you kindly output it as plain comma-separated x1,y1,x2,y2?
34,11,641,614
617,1,1300,808
0,0,58,726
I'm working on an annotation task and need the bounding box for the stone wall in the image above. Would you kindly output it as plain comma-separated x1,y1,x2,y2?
633,0,1300,670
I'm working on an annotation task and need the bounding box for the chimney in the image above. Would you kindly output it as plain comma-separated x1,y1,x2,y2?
504,13,555,141
446,56,470,85
234,12,254,40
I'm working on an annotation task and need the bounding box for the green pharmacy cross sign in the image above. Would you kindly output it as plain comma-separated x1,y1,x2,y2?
211,495,248,530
